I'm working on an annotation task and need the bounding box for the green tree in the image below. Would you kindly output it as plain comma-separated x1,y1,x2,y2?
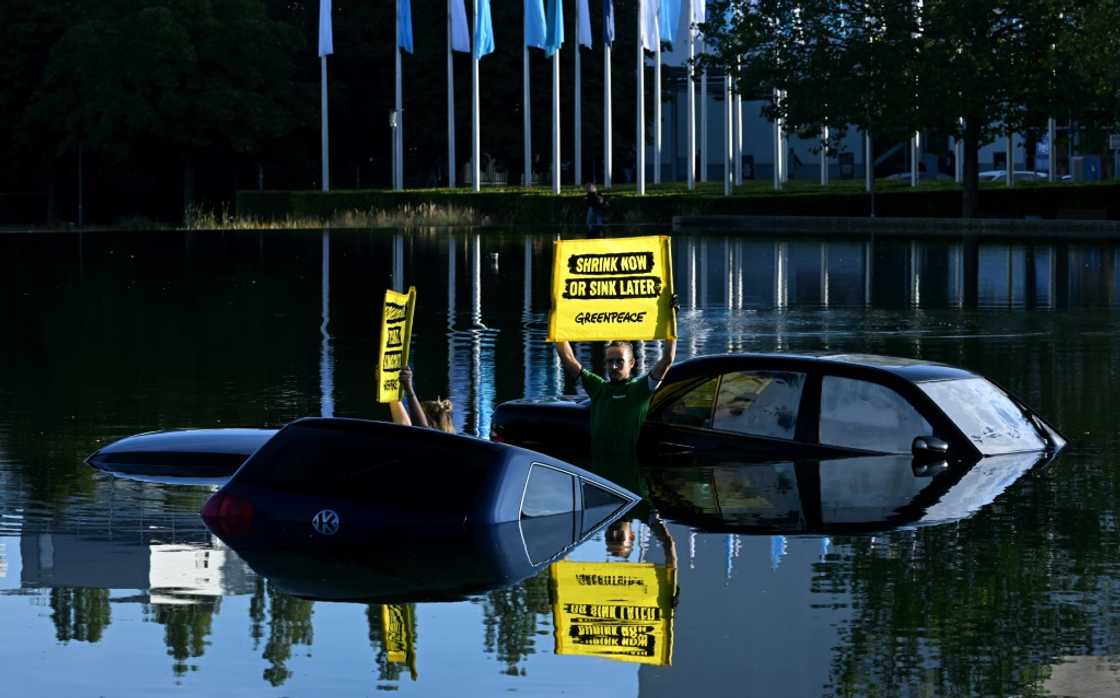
151,598,221,677
49,587,112,643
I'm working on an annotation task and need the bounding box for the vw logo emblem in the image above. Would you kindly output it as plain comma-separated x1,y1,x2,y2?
311,509,340,536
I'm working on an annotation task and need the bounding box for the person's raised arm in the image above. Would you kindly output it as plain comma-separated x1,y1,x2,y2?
651,337,677,384
555,341,584,381
400,367,429,428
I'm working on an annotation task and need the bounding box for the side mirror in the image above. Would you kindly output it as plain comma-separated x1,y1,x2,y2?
912,436,949,459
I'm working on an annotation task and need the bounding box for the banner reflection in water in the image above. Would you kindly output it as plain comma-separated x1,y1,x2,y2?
550,560,676,666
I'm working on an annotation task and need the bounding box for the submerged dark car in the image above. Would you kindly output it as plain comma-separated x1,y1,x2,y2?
491,353,1065,468
200,417,638,544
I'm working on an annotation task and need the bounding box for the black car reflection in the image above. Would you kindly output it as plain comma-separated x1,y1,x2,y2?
491,353,1066,468
212,518,608,603
201,417,638,546
644,451,1045,535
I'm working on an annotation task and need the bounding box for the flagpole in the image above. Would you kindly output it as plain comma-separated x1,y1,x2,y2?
321,56,329,192
574,2,582,187
448,2,456,188
395,0,403,191
636,0,645,195
524,42,531,186
604,38,612,188
724,72,731,196
735,60,743,186
552,50,561,194
472,0,481,192
687,24,695,190
700,40,707,183
654,13,661,186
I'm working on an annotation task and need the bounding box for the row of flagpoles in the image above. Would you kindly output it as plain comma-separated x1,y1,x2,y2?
319,0,714,196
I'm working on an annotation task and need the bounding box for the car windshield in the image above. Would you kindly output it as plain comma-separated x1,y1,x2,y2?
919,378,1045,455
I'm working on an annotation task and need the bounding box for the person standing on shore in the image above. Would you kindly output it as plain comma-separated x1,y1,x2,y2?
585,182,609,234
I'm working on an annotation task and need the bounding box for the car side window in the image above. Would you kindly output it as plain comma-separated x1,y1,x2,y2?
711,371,805,440
655,378,719,428
819,376,932,453
521,464,575,518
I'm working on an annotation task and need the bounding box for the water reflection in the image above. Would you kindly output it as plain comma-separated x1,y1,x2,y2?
644,453,1044,536
3,229,1120,696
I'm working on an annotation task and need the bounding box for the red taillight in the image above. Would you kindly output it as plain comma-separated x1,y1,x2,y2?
201,491,255,538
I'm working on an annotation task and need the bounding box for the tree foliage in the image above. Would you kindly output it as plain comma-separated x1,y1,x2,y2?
698,0,1120,217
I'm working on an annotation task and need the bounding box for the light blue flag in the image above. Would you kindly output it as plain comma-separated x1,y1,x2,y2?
603,0,615,45
398,0,413,54
474,0,495,58
525,0,547,49
318,0,333,57
659,0,681,45
544,0,564,57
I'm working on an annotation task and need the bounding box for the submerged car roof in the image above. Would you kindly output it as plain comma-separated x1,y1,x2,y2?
664,352,976,384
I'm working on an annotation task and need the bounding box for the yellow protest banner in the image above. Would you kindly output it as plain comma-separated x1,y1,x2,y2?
550,561,676,666
547,235,676,342
377,286,416,403
380,604,418,679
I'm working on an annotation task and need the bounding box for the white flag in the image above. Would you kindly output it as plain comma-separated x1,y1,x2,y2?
641,0,659,51
577,0,592,48
319,0,333,56
690,0,705,25
451,0,471,52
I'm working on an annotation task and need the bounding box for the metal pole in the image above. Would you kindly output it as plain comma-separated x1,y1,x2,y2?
724,74,731,196
1006,133,1013,187
552,50,561,194
575,5,582,186
820,126,829,185
735,73,743,186
864,132,872,193
772,89,782,191
524,44,531,186
604,41,612,188
654,14,661,185
910,131,919,187
321,56,329,192
636,0,645,196
1047,117,1056,182
448,3,456,188
687,27,695,190
700,48,708,182
395,4,403,191
472,0,481,192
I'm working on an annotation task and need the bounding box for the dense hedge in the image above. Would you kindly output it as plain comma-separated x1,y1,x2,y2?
236,182,1120,225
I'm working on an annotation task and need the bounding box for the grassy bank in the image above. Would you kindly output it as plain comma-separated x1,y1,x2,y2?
234,179,1120,228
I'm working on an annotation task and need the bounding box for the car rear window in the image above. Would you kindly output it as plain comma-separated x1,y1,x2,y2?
918,378,1045,454
234,423,494,507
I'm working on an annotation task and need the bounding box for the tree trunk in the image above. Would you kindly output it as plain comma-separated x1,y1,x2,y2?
961,118,982,219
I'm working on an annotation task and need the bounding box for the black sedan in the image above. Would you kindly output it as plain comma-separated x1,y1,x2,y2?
490,353,1065,468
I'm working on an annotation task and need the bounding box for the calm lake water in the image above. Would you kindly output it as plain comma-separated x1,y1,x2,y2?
2,228,1119,697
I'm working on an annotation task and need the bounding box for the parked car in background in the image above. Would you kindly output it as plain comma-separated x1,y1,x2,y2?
978,170,1050,183
491,353,1065,470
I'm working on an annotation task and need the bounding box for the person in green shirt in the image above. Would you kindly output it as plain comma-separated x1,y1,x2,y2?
555,337,677,466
